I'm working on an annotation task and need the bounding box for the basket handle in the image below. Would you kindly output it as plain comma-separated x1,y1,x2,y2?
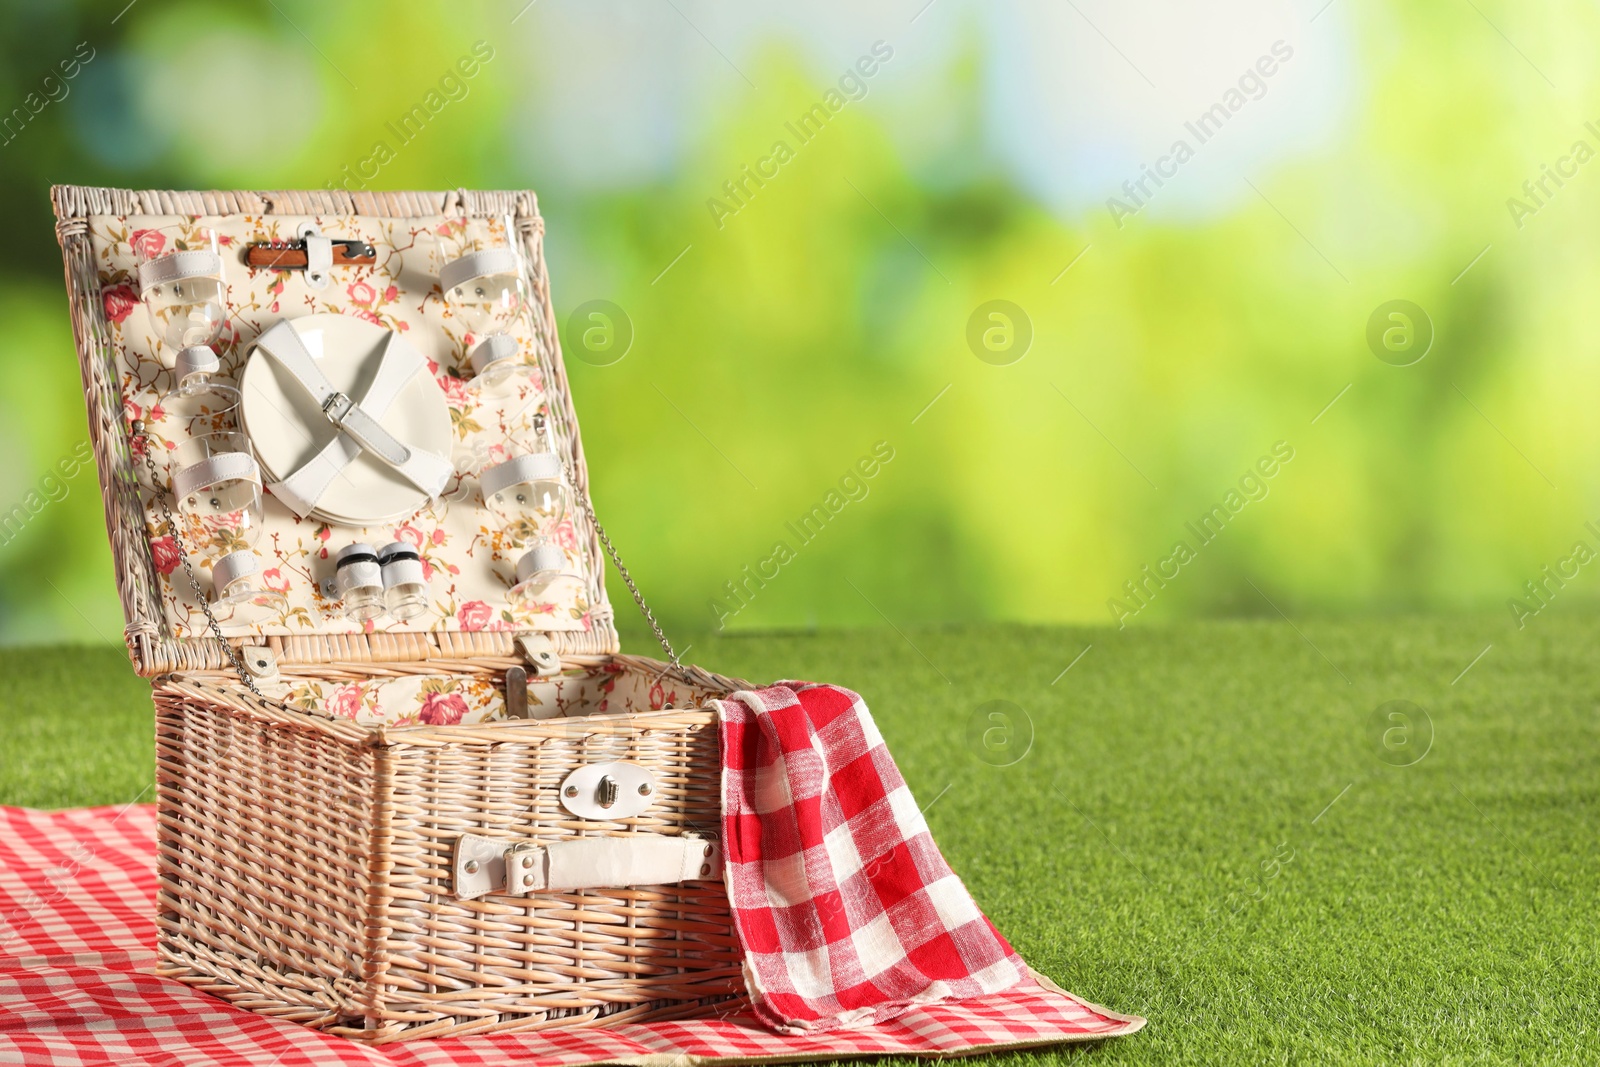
451,831,721,900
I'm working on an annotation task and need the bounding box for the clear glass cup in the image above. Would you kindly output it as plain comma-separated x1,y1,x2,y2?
168,432,283,621
440,225,535,394
211,550,287,624
171,432,263,561
446,413,552,505
506,542,584,610
479,451,580,609
156,344,242,431
481,452,569,539
136,225,227,356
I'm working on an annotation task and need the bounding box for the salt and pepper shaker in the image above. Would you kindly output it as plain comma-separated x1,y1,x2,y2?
334,543,385,622
378,542,429,621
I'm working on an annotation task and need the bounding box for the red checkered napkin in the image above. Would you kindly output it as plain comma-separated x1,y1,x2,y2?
716,682,1030,1033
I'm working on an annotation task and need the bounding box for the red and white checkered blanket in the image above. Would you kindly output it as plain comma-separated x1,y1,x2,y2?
0,793,1143,1064
717,682,1032,1033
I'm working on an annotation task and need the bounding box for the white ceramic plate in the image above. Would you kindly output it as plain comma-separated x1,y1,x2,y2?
240,313,451,528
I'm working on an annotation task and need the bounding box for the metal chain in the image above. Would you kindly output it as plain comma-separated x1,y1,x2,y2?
513,241,679,666
133,422,264,698
546,427,678,665
573,486,679,665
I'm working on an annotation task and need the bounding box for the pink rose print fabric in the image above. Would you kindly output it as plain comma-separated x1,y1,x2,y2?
84,211,593,641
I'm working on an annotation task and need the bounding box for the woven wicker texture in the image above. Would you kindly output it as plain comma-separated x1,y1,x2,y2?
154,655,749,1042
154,677,377,1025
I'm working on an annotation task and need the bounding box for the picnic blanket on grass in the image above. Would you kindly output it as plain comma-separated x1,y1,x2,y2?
0,800,1143,1065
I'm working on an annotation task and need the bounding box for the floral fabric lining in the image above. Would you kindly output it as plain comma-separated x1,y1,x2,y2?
86,212,593,640
265,659,727,727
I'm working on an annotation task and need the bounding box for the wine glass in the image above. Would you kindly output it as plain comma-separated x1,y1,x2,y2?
170,432,284,623
439,225,535,395
136,225,238,429
481,452,580,608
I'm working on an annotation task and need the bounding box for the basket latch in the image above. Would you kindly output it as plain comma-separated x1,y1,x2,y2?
451,831,722,900
240,645,278,680
515,634,561,678
558,761,657,820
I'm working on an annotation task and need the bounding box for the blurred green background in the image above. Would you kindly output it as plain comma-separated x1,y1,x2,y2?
2,0,1596,646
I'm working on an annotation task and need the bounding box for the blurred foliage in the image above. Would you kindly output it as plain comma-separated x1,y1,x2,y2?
2,0,1597,647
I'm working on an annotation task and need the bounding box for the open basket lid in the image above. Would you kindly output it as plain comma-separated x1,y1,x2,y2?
51,186,619,677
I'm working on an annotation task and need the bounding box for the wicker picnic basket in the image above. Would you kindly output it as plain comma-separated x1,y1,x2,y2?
51,185,750,1042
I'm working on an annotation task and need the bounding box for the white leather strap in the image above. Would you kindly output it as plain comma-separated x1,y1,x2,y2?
268,340,417,517
379,553,424,588
211,549,258,595
253,319,364,411
440,247,519,294
302,231,333,290
452,833,722,900
172,452,260,502
137,249,222,292
304,235,333,275
251,320,452,515
469,332,518,376
481,452,562,498
332,398,412,467
542,836,717,893
515,543,568,585
270,438,362,519
174,345,220,382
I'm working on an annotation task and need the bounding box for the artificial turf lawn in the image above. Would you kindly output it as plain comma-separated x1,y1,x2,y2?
1,615,1595,1064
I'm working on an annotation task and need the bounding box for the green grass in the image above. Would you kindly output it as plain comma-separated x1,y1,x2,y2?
3,615,1597,1064
0,645,153,809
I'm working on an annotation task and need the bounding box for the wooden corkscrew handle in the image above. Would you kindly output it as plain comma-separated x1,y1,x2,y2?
245,238,377,270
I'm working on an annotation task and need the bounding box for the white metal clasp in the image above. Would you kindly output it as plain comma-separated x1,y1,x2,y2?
515,633,561,678
559,761,658,820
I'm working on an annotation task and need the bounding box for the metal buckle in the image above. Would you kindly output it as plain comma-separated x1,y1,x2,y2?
321,390,356,427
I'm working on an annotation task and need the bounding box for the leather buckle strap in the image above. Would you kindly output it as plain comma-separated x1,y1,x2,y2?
320,390,356,426
332,395,413,468
250,320,452,516
451,831,723,901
